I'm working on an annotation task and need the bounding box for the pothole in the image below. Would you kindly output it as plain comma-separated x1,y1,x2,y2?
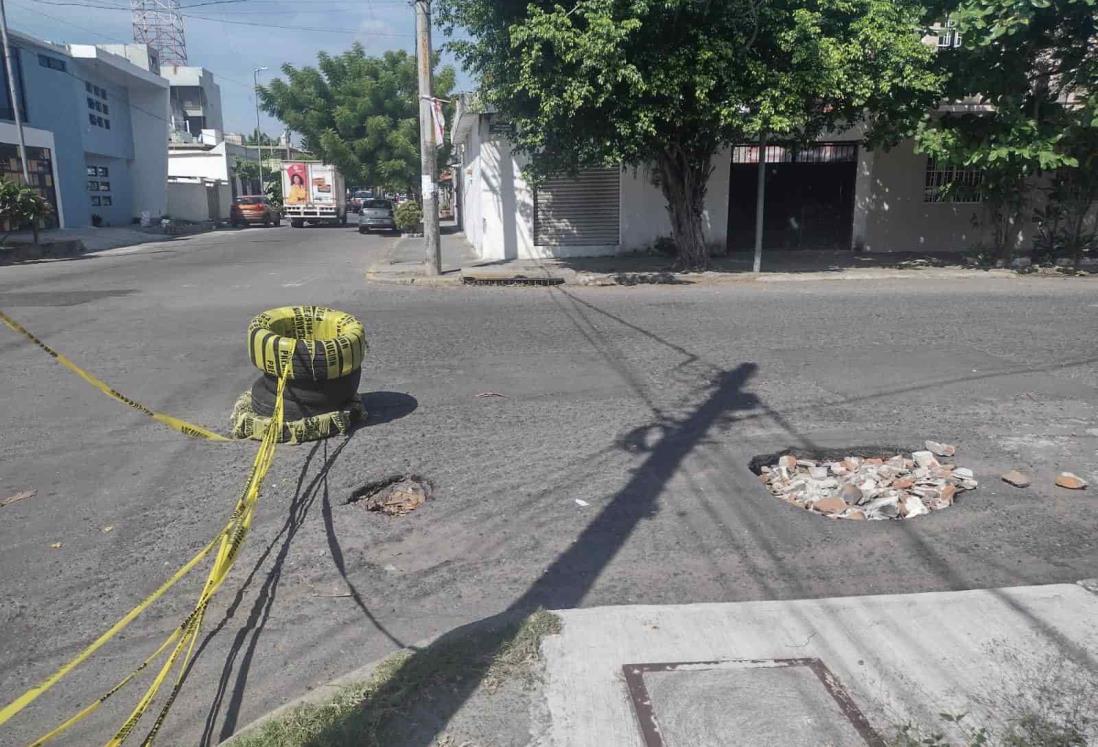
750,443,977,521
348,475,434,516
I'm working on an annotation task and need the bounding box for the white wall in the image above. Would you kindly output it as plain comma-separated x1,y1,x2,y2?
619,146,731,253
166,179,229,222
859,139,1030,253
168,150,229,181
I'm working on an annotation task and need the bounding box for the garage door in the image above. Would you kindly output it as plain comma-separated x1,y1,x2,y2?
534,168,620,247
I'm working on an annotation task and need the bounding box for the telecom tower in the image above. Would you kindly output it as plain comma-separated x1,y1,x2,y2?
130,0,187,66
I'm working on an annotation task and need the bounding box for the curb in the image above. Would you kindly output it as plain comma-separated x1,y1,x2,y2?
222,612,533,744
364,270,463,287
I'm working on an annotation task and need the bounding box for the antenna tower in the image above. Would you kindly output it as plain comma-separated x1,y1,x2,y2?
130,0,187,66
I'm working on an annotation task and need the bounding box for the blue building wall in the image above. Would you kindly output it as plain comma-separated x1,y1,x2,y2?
16,44,88,228
8,39,165,229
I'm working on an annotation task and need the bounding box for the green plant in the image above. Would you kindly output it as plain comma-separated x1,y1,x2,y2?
438,0,941,270
0,178,53,244
916,0,1097,261
258,46,456,192
394,200,423,232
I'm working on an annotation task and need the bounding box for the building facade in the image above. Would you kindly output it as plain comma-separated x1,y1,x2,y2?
0,32,169,229
451,100,1033,261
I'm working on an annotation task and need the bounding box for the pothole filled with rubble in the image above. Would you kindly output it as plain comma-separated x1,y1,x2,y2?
348,475,433,516
751,442,977,521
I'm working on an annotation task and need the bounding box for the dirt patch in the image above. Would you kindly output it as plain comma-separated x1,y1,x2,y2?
348,475,434,516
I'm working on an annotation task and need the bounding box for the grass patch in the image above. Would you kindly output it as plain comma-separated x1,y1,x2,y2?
887,645,1097,747
232,611,562,747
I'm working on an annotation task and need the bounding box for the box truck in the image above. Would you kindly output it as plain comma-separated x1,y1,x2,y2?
281,161,348,227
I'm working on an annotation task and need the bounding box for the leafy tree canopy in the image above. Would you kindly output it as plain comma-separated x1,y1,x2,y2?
917,0,1097,257
439,0,941,268
258,45,456,190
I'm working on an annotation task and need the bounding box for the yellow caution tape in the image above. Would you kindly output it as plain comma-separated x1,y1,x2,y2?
0,309,230,442
1,357,291,745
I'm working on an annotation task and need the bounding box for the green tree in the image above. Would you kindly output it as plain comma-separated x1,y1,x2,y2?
916,0,1097,263
439,0,941,269
244,129,277,146
232,158,282,204
257,45,456,193
0,179,52,244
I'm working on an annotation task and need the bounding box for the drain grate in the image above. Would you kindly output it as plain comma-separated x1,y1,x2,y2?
348,475,433,516
462,274,564,287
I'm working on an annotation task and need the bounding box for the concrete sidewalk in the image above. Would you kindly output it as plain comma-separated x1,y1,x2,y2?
364,229,1095,287
228,582,1098,746
545,582,1098,746
364,225,479,285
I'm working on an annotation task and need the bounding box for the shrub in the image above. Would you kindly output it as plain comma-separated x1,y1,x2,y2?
394,200,423,232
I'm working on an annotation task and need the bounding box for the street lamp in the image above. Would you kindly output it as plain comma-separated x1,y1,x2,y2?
253,66,269,196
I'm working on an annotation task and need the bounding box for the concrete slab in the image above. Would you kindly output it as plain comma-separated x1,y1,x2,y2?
544,584,1098,746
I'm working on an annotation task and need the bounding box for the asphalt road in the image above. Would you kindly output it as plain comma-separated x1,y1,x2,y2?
1,224,1096,745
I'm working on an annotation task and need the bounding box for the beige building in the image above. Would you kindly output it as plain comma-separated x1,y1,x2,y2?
451,97,1033,261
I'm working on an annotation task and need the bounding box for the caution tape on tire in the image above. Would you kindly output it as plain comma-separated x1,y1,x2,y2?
0,309,229,442
0,325,293,745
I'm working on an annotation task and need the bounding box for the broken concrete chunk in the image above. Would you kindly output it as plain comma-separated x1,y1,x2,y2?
840,483,864,505
809,466,829,480
903,495,930,518
912,451,939,469
1000,470,1031,488
1055,472,1088,490
778,454,798,470
813,496,849,515
925,440,956,457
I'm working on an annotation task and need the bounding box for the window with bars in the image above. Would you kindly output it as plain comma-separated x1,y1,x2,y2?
924,159,983,203
732,142,857,164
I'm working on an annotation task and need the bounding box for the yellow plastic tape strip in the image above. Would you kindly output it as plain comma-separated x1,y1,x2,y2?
0,309,230,442
0,535,219,727
19,367,289,745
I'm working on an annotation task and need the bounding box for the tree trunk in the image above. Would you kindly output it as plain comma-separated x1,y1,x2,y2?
655,145,713,271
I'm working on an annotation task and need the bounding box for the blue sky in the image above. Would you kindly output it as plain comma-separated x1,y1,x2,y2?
12,0,472,135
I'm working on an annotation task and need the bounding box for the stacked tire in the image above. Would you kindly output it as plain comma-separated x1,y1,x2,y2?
232,306,367,443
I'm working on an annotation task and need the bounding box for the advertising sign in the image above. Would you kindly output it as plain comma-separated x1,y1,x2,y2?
284,162,307,205
309,164,334,204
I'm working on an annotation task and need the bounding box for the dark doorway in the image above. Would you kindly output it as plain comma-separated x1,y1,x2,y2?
727,142,857,251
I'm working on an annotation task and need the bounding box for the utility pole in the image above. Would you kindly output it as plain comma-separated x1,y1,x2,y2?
752,132,767,274
253,66,268,196
0,0,30,187
415,0,441,275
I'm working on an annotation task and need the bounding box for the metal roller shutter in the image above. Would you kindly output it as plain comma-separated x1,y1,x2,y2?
534,168,620,247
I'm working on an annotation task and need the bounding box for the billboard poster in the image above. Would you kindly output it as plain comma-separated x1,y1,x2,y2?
309,165,334,204
285,163,307,205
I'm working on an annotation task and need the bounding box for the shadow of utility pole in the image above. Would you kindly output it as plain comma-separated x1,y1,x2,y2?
310,363,761,745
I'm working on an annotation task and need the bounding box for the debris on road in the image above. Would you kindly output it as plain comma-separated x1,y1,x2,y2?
1001,470,1031,488
0,489,35,508
101,525,114,533
924,440,956,457
355,477,433,516
574,499,590,507
49,542,62,549
1055,472,1088,490
475,392,507,398
759,449,978,520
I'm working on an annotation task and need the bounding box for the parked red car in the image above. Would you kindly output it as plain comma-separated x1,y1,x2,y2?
230,196,278,227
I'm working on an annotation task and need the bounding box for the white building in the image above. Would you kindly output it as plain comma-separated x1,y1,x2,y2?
451,96,1027,261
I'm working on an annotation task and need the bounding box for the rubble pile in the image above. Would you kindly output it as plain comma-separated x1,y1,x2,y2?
759,443,977,521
